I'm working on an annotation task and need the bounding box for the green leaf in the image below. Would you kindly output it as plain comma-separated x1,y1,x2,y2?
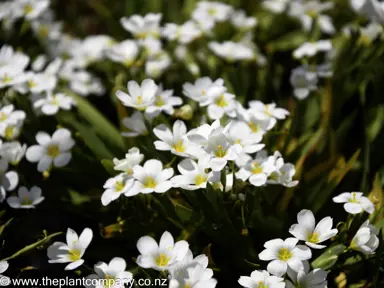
1,232,62,261
63,90,125,152
68,189,90,206
311,244,346,270
101,159,116,176
175,204,193,221
267,31,307,52
0,218,13,237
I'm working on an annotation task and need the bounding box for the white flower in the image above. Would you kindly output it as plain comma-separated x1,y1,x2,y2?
289,1,335,34
0,141,27,165
106,40,139,67
351,0,384,24
32,55,47,71
69,71,105,97
236,150,276,187
169,260,217,288
293,40,332,59
224,121,264,154
290,66,318,100
238,270,285,288
47,228,93,270
120,13,162,39
85,257,133,288
121,111,148,137
332,192,375,214
116,79,157,111
14,71,57,94
146,84,183,117
0,105,26,128
0,158,18,203
17,0,49,20
345,23,384,45
207,89,237,120
162,21,202,44
248,101,290,122
153,120,203,158
0,121,24,141
209,41,254,61
101,173,135,206
0,45,29,88
145,52,172,78
258,238,312,277
31,17,62,40
26,128,75,172
267,152,299,188
136,231,189,271
171,158,213,190
289,209,338,249
286,261,328,288
262,0,289,13
6,186,44,209
113,147,144,176
182,77,225,106
192,1,232,30
187,121,242,171
231,10,257,30
236,104,274,139
0,261,8,277
350,220,379,255
33,91,75,115
70,35,115,65
128,159,174,195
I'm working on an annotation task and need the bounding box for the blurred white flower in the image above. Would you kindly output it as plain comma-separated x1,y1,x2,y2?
69,71,105,97
0,141,27,165
350,0,384,24
350,220,379,255
258,238,312,277
7,186,44,209
146,84,182,116
225,121,265,154
262,0,290,13
183,77,225,106
120,13,162,39
0,105,26,129
0,261,8,278
47,227,93,270
332,192,375,214
16,0,50,20
289,209,338,249
293,40,332,59
172,158,214,190
85,257,133,288
136,231,189,271
207,89,237,120
101,173,135,206
285,261,328,288
145,52,172,78
231,10,257,30
26,128,75,172
209,41,254,61
0,45,29,89
121,111,148,137
113,147,144,176
162,21,202,44
238,270,285,288
192,1,232,32
128,159,174,195
14,71,57,94
106,40,139,67
290,66,318,100
268,151,299,187
33,91,75,115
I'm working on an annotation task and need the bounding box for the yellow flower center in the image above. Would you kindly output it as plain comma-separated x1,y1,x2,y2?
2,73,13,84
39,25,49,38
5,126,14,140
195,175,207,186
68,249,81,262
155,253,170,267
104,274,115,288
144,176,157,188
307,9,318,18
137,96,143,105
251,162,263,174
278,248,292,261
28,80,37,89
47,145,60,158
126,168,133,175
115,181,125,192
307,232,319,243
172,140,185,153
123,59,133,67
21,197,33,206
258,281,268,288
202,90,206,95
215,145,226,158
136,32,148,39
349,192,360,203
264,105,272,116
248,122,259,133
208,8,216,16
358,35,371,46
215,94,228,107
0,112,7,122
155,95,165,107
23,4,33,14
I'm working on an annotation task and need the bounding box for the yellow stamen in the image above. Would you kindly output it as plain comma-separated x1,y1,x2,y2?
155,95,165,107
349,192,360,203
144,176,157,188
0,112,7,122
248,122,259,133
155,253,170,267
68,249,81,262
126,168,133,175
208,8,216,16
21,197,33,206
115,181,125,192
28,80,37,89
195,175,207,186
215,145,226,158
23,4,33,14
307,232,319,243
307,9,318,18
137,96,143,105
251,162,263,174
2,73,13,84
39,25,49,38
172,140,185,153
278,248,292,261
5,126,14,140
47,145,60,158
215,94,228,107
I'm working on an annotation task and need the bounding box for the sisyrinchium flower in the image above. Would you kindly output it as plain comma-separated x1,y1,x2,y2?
285,261,328,288
116,79,157,111
7,186,44,209
101,173,135,206
332,192,375,214
33,91,75,115
113,147,144,176
121,111,149,137
128,159,174,195
258,238,312,277
26,128,75,173
289,209,338,249
136,231,189,271
153,120,203,158
238,270,285,288
350,220,379,255
47,227,93,270
85,257,133,288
